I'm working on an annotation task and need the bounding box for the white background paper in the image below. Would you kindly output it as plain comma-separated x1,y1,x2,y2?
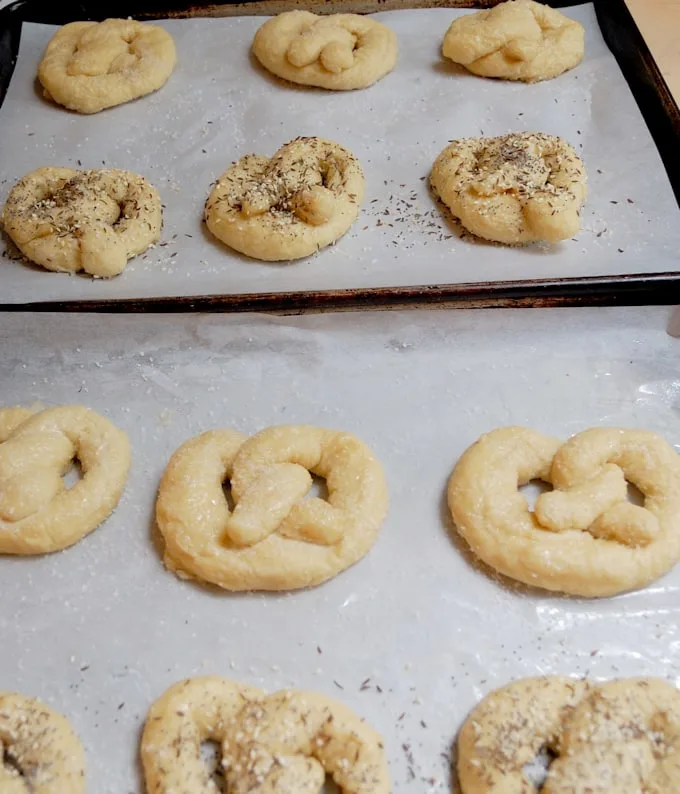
0,306,679,792
1,4,679,304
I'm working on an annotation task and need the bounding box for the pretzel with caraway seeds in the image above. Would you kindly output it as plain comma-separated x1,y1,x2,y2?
457,676,680,793
448,426,680,596
0,405,130,555
141,676,390,794
0,691,85,794
38,18,177,114
253,11,397,90
156,425,388,591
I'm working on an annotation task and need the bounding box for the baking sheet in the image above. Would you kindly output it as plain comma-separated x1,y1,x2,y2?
0,305,679,792
1,5,679,305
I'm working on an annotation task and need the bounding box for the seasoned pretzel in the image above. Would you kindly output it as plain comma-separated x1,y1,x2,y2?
442,0,584,83
141,676,390,794
448,426,680,596
0,691,85,794
0,405,131,555
252,11,398,91
156,425,388,591
205,137,365,261
38,19,177,114
2,166,162,278
458,676,680,794
430,133,587,245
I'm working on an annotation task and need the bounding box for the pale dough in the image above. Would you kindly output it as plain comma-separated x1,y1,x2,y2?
2,166,162,278
442,0,585,83
0,405,131,555
458,676,680,793
38,18,177,114
156,424,388,591
0,691,86,794
252,11,397,90
448,426,680,597
430,132,587,245
141,676,390,794
205,137,365,261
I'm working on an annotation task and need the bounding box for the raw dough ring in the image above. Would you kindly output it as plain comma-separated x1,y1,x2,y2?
458,676,680,794
2,166,162,278
448,426,680,596
252,11,397,90
38,18,177,114
205,136,365,261
0,691,86,793
141,676,390,794
156,425,388,590
442,0,585,83
430,132,587,245
0,405,131,555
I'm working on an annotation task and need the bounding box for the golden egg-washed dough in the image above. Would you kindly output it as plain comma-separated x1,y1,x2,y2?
0,691,85,794
2,166,162,278
156,424,388,591
442,0,584,83
38,18,176,114
205,137,364,261
142,676,390,794
448,426,680,597
252,11,397,90
458,676,680,794
430,132,586,245
0,405,130,555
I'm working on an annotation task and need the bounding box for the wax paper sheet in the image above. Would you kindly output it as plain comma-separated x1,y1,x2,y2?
0,305,679,792
0,4,678,304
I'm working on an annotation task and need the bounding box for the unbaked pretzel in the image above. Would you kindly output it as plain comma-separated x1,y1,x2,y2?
458,676,680,794
448,426,680,596
156,425,388,590
205,137,365,261
0,405,130,555
0,691,85,794
2,167,162,278
38,19,177,114
442,0,584,83
141,676,390,794
430,132,587,245
252,11,398,90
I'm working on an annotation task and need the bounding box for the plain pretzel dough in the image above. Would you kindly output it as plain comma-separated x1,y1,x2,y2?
442,0,585,83
458,676,680,793
205,137,365,261
156,424,388,591
0,691,86,794
141,676,390,794
448,426,680,597
0,405,130,555
2,166,162,278
430,132,587,245
252,11,397,90
38,19,177,114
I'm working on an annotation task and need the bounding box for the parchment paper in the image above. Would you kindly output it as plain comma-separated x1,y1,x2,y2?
0,5,678,304
0,305,678,792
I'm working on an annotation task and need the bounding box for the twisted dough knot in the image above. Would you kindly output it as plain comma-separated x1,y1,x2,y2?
430,133,587,245
142,677,390,794
442,0,585,83
252,11,398,90
0,405,130,555
0,691,85,794
38,19,177,114
448,426,680,596
205,137,365,261
458,677,680,794
2,166,162,277
156,424,388,590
